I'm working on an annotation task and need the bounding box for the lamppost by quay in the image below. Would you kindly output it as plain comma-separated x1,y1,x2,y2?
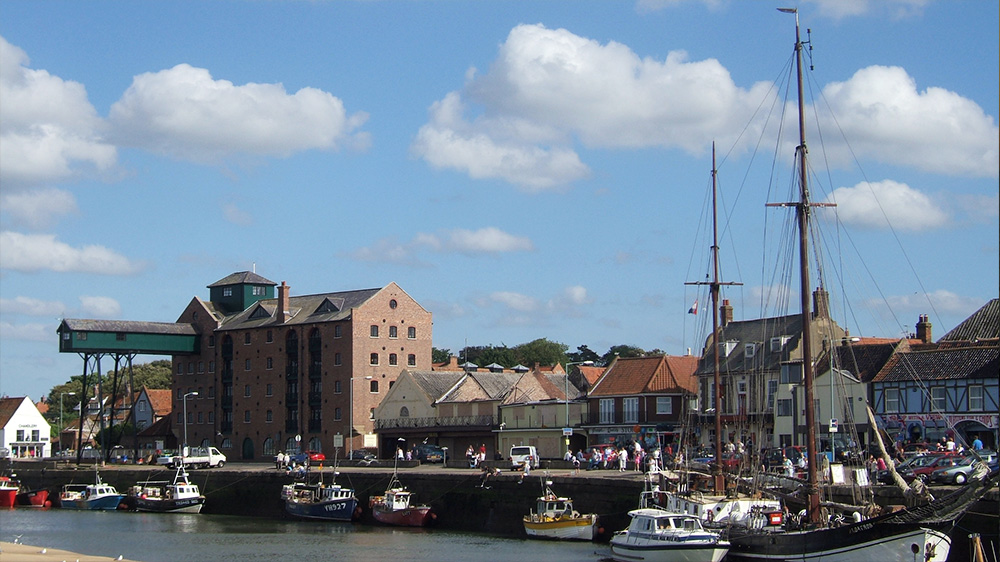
183,391,198,454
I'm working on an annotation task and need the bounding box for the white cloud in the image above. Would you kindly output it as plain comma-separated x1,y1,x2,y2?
352,227,533,264
79,295,121,317
806,0,930,20
0,187,78,229
222,202,253,226
413,24,997,190
108,63,370,161
819,66,999,178
882,290,984,316
824,179,948,231
0,296,65,317
0,35,116,188
490,291,540,312
0,231,142,274
0,321,52,342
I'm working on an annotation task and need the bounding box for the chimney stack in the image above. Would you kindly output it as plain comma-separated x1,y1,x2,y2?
916,314,932,344
277,281,290,323
720,299,734,327
812,288,830,319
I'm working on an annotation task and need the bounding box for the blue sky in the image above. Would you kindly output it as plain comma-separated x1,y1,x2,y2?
1,0,997,401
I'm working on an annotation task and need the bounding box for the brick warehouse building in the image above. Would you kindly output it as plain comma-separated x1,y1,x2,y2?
172,271,433,460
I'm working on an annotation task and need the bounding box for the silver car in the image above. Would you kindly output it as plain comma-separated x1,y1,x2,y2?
928,451,996,485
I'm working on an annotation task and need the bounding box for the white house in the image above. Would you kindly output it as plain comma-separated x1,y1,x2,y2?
0,396,52,458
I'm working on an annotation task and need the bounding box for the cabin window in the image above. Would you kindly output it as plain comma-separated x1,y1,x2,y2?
116,332,126,341
253,285,265,296
76,332,87,341
223,287,232,297
969,386,984,411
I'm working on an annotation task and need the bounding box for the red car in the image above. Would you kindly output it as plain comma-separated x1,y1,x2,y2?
899,454,961,482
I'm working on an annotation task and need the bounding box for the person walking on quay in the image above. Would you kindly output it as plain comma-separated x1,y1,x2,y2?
972,435,984,451
572,452,581,476
618,446,628,472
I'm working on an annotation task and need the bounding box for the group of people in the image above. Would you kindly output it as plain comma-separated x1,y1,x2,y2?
465,444,488,468
571,441,664,473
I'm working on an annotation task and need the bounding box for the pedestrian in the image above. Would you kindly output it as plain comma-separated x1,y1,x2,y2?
972,435,984,451
572,453,581,476
466,445,475,463
564,449,574,462
783,455,795,477
946,436,956,452
618,446,627,472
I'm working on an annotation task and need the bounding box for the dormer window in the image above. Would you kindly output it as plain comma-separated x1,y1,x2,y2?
770,336,790,352
720,341,738,356
745,343,756,358
223,287,233,297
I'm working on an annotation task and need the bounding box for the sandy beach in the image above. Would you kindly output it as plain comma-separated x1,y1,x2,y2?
0,542,140,562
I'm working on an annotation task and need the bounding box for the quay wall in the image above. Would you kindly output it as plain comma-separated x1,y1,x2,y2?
8,461,996,558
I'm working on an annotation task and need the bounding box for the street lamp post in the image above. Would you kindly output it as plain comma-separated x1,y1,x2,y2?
60,392,76,451
182,392,198,456
564,361,595,443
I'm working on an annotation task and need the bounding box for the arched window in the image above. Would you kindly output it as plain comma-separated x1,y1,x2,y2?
285,437,297,453
400,406,410,418
263,437,275,457
308,437,322,452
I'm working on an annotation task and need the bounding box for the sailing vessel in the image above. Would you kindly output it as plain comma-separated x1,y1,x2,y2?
130,465,205,513
522,480,599,541
722,8,997,561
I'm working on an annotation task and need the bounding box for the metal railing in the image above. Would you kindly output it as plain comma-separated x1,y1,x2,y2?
375,414,496,430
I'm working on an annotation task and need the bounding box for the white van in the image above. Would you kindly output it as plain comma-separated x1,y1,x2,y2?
509,445,538,470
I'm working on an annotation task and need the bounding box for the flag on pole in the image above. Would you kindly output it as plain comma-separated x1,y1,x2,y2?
688,299,699,315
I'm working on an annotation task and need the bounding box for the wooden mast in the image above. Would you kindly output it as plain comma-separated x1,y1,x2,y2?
688,142,740,495
784,6,821,524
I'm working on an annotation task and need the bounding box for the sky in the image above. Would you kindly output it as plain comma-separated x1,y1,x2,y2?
1,0,997,402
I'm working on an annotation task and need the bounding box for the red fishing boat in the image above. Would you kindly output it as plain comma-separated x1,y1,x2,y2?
369,472,434,527
16,488,51,508
0,475,19,508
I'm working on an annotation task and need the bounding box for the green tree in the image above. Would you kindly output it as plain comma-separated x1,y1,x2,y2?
513,338,569,369
432,347,452,364
601,344,647,366
566,344,601,365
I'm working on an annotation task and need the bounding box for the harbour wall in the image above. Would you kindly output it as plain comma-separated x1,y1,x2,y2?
7,460,997,560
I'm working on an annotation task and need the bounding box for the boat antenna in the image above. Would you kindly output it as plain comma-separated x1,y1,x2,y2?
686,142,741,495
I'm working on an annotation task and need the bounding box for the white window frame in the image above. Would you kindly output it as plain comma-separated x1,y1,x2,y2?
623,397,639,424
885,387,900,413
656,396,672,415
931,386,946,411
599,398,615,424
969,385,984,411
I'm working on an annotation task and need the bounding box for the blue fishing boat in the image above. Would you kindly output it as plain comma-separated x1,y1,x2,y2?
281,470,360,522
59,471,125,511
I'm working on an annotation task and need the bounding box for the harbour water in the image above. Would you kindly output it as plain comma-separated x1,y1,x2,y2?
0,509,613,562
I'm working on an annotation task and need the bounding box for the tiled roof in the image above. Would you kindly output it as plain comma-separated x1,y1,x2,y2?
694,314,804,375
872,345,999,383
145,388,173,415
577,365,605,386
138,415,173,437
59,319,197,335
404,370,466,402
217,287,382,330
501,371,568,405
0,397,27,428
207,271,277,288
939,298,1000,343
589,355,698,396
816,341,900,383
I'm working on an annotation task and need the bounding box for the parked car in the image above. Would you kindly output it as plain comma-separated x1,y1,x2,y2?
411,444,445,463
898,454,962,482
928,451,998,485
349,448,377,461
763,446,805,471
509,445,538,470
